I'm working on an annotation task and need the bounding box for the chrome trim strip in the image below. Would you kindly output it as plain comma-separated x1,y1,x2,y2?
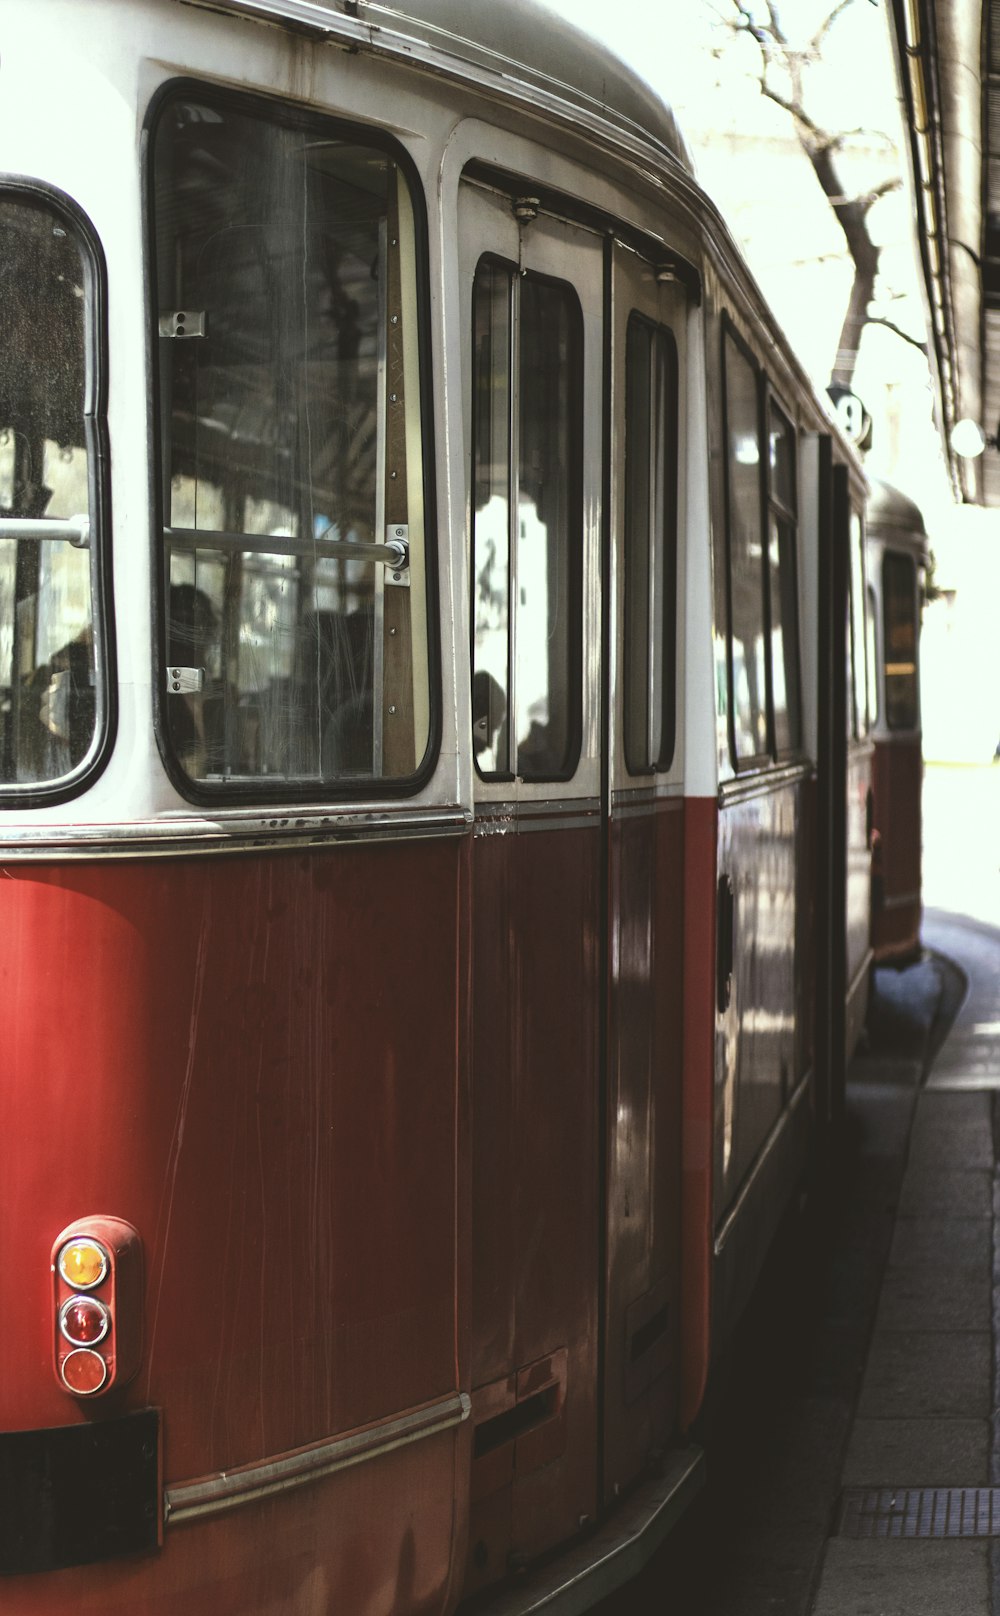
473,816,597,838
475,798,601,819
609,781,684,810
0,806,471,861
164,1391,471,1525
471,1447,704,1615
472,798,602,837
610,795,685,823
713,1069,812,1260
718,760,814,809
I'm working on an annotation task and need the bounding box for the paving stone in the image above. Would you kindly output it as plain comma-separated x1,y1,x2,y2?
898,1166,993,1218
812,1538,989,1616
906,1118,993,1170
912,1090,993,1127
857,1331,991,1420
841,1418,989,1487
875,1264,992,1332
890,1215,991,1270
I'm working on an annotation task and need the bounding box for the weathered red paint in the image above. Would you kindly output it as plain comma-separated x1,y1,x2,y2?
679,795,717,1433
1,839,465,1613
603,797,685,1494
464,818,600,1596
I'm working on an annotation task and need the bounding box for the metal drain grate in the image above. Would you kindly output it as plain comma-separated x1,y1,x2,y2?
838,1488,1000,1539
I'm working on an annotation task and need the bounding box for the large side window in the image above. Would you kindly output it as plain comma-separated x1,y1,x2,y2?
722,327,768,763
883,551,918,731
765,401,801,754
471,259,582,782
152,92,432,793
623,315,678,775
0,191,106,792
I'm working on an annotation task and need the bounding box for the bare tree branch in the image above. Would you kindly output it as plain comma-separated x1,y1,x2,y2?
759,82,828,147
827,127,897,153
730,2,771,50
765,2,789,47
811,0,855,54
860,176,902,214
721,0,906,388
866,316,928,355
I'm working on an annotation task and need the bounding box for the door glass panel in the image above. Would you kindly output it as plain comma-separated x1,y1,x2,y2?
867,583,880,728
0,193,102,789
883,551,918,730
624,314,677,774
472,261,511,774
723,330,767,761
766,403,801,754
153,94,431,790
471,259,582,783
849,509,868,736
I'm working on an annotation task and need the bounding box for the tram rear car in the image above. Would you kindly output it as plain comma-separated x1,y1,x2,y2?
0,2,870,1611
866,480,929,963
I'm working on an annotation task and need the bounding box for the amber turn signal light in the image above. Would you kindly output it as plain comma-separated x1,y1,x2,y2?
58,1238,108,1291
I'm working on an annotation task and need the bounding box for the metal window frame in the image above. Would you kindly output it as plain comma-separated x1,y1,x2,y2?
469,253,585,787
0,178,116,807
144,78,441,807
622,309,679,778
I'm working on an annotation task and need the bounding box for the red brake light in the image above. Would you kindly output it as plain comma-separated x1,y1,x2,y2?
59,1295,110,1347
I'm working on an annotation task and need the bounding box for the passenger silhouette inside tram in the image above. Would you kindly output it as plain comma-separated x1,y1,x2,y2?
472,669,505,766
33,623,95,775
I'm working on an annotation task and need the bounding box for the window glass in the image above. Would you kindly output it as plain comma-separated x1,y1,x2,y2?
624,314,678,774
849,509,869,737
723,330,767,761
0,194,102,789
866,583,879,728
883,551,918,731
772,404,801,756
471,261,511,773
471,260,582,782
766,403,801,753
153,95,431,790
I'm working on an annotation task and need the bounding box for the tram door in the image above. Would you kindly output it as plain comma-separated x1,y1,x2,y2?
603,244,687,1498
459,177,605,1593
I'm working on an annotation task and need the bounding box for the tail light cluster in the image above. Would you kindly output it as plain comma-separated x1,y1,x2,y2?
52,1217,143,1398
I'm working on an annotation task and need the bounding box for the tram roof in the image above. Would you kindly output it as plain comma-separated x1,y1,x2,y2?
867,478,930,541
205,0,695,179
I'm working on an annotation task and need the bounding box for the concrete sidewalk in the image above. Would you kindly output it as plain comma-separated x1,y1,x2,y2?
812,909,1000,1615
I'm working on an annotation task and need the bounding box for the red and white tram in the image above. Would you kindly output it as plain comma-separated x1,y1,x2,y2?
0,2,874,1610
866,479,928,964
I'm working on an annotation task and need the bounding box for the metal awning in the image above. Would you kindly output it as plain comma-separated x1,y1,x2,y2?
888,0,1000,503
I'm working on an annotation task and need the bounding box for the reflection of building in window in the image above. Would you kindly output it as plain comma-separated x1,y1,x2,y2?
154,94,429,789
514,494,555,771
0,191,100,788
470,260,581,783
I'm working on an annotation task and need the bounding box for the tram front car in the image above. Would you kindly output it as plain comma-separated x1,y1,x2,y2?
0,0,868,1612
2,1,468,1610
